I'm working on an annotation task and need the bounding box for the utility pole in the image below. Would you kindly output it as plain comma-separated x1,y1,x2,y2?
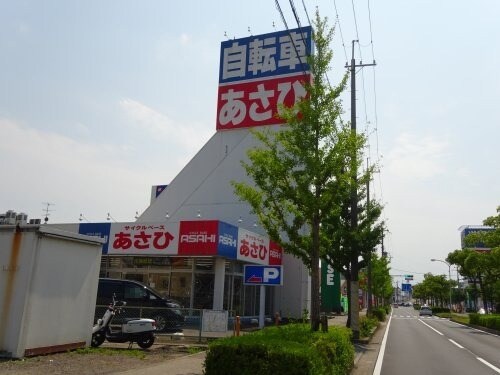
367,158,373,315
346,40,376,340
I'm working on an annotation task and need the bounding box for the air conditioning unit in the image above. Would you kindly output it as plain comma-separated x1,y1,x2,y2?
16,213,28,225
5,210,17,225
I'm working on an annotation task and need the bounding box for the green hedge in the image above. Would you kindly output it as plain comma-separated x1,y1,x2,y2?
371,307,387,322
469,313,500,331
204,323,354,375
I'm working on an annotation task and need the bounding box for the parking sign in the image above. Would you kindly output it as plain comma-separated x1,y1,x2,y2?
244,265,283,286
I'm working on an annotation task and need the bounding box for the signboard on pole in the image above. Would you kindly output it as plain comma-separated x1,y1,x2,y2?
216,26,312,131
244,265,283,286
402,283,412,292
321,260,341,313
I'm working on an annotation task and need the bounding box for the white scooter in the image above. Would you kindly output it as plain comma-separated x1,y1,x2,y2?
91,295,156,349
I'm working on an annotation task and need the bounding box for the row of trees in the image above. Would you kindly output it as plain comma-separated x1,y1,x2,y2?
232,11,387,337
447,206,500,313
413,274,455,307
412,206,499,313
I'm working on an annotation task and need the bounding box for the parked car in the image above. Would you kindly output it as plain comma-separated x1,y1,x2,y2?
419,306,432,316
95,278,184,332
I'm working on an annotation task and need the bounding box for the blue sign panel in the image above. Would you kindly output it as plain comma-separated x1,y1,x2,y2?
461,227,494,249
217,221,238,259
244,265,283,286
402,283,412,292
78,222,111,254
219,26,312,84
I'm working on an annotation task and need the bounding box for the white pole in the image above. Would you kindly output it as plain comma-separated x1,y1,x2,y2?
259,285,266,328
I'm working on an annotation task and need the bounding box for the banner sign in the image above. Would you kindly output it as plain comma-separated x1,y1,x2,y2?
216,221,239,259
78,222,111,254
77,220,281,265
217,26,312,131
244,265,283,285
108,222,179,255
219,26,312,84
321,260,341,313
237,228,269,265
178,220,219,256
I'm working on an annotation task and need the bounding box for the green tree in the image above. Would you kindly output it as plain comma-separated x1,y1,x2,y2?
232,12,364,332
359,252,392,307
412,273,453,307
448,206,500,312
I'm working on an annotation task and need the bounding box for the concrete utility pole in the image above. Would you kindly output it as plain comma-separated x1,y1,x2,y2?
347,40,376,339
366,158,373,315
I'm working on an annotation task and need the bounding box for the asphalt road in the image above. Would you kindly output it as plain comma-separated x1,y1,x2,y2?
376,307,500,375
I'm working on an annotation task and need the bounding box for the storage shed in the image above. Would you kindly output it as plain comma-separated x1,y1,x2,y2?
0,224,104,358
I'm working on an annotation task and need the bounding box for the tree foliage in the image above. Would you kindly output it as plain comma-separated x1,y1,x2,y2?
447,206,500,312
412,273,454,307
232,11,366,331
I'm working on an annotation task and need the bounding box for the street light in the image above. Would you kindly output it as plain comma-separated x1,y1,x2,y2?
431,258,452,311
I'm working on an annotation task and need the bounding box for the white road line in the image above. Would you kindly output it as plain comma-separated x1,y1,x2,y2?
477,357,500,373
418,319,443,335
373,312,392,375
448,339,464,349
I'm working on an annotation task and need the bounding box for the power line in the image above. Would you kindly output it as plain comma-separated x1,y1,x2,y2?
275,0,309,77
301,0,311,25
333,0,348,63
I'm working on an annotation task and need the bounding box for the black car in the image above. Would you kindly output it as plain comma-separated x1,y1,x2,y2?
95,278,184,332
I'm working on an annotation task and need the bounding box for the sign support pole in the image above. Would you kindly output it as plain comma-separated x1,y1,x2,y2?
259,285,266,328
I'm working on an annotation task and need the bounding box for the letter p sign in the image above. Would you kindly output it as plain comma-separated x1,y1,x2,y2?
263,266,282,285
244,265,283,286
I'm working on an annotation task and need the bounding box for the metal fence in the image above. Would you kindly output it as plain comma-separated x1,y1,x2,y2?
94,306,245,341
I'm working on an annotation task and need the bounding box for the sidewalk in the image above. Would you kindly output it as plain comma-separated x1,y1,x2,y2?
117,310,386,375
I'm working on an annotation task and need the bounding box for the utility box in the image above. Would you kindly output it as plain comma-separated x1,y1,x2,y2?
0,225,104,358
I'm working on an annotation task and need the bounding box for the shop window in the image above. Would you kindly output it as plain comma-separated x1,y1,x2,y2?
170,272,192,307
193,273,214,309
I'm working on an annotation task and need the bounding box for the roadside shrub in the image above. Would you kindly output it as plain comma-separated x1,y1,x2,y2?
371,307,386,322
204,323,354,375
469,313,500,331
383,305,390,314
359,316,378,338
413,304,421,310
431,307,450,314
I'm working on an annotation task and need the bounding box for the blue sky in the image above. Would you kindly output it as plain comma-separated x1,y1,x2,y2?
1,1,499,282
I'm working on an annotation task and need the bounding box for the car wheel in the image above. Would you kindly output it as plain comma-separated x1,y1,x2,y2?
137,333,155,349
152,314,167,332
91,331,106,347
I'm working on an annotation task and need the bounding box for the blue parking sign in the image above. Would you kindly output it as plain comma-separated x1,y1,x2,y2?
244,265,283,286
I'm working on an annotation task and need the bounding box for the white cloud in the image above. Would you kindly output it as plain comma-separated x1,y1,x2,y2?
118,98,212,153
179,33,191,45
385,133,449,180
0,118,157,223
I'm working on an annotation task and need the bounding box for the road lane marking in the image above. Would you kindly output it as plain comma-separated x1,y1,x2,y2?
477,357,500,373
373,312,392,375
448,339,464,349
418,319,443,335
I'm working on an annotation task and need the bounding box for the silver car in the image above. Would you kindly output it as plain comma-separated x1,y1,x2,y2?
419,306,432,316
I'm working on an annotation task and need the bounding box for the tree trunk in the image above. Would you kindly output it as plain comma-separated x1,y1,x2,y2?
346,278,351,328
310,219,321,331
350,254,360,340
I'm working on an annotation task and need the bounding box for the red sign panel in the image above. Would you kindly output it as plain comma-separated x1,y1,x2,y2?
268,241,283,265
216,74,310,131
178,220,219,256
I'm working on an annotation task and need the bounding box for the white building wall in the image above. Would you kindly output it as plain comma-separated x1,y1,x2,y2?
137,126,310,318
